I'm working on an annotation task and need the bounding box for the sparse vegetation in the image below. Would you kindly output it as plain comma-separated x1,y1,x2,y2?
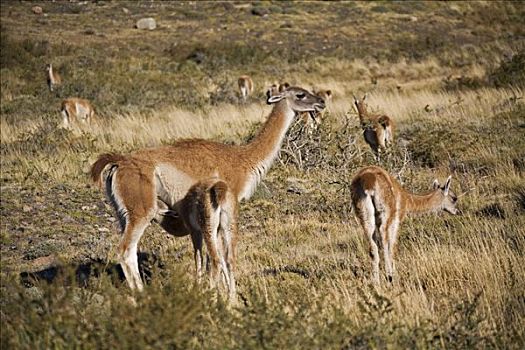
1,1,524,349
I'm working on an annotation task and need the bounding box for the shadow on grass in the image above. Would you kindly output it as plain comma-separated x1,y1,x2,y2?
19,252,162,288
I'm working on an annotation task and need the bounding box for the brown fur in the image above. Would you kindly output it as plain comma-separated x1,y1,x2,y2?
61,97,95,127
90,153,126,185
353,94,395,157
90,86,325,291
178,178,238,300
46,63,61,92
301,88,333,129
351,166,458,285
238,75,254,101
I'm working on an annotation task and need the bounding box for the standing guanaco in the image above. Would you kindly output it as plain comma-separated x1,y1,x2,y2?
351,166,458,285
90,87,325,292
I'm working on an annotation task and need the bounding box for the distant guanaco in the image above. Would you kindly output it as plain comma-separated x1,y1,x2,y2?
301,89,333,129
238,75,254,101
351,166,458,285
265,82,290,100
90,87,325,292
61,98,94,127
353,93,394,158
178,178,238,300
46,63,62,92
278,82,290,92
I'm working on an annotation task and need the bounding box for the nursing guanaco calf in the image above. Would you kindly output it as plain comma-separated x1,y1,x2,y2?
351,166,458,285
61,97,94,127
353,94,394,157
238,75,254,101
90,87,325,293
46,63,62,92
178,178,238,300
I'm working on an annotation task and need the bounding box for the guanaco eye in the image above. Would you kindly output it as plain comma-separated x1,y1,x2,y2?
296,93,306,99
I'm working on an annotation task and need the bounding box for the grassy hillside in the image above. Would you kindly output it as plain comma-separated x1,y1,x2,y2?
1,1,524,349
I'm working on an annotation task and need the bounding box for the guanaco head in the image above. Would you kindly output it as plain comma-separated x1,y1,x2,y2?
278,82,290,92
315,89,333,104
267,86,326,120
432,176,459,215
266,84,279,99
353,93,368,116
46,63,52,72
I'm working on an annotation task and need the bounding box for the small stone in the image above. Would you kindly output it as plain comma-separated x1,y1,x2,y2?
98,227,110,233
32,6,43,15
23,205,32,213
136,18,156,30
122,7,129,14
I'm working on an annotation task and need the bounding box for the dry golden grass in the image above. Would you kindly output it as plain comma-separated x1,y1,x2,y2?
1,1,524,348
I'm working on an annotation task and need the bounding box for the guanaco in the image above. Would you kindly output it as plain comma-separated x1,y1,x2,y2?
353,93,394,158
238,75,254,101
46,63,62,92
351,166,458,285
178,178,238,300
61,97,94,127
90,87,325,292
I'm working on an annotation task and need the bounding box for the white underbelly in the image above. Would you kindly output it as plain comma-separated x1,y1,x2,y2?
154,164,195,207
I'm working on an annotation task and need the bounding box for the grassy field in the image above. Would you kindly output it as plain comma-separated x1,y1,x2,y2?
1,1,525,349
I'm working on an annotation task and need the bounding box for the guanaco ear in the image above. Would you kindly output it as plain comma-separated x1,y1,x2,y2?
267,93,284,105
443,175,452,196
432,179,440,190
363,93,368,101
326,90,332,97
352,93,358,103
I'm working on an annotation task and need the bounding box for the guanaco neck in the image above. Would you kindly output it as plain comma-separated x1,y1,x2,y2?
403,189,442,214
356,103,369,124
239,100,295,199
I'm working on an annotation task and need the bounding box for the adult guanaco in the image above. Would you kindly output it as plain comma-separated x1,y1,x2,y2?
178,178,238,300
46,63,62,92
351,166,458,285
90,87,325,292
238,75,254,101
353,93,394,157
61,97,94,127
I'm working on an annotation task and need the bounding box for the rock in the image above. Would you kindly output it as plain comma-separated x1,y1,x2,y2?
31,6,43,15
136,17,156,30
122,7,129,14
286,177,309,195
409,16,418,22
22,205,32,213
98,227,110,233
